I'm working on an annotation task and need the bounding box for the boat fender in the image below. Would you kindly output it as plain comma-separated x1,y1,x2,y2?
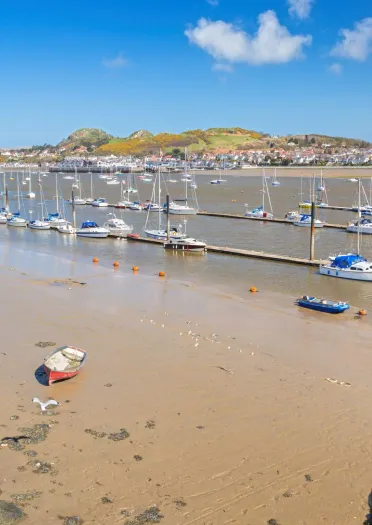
359,309,367,316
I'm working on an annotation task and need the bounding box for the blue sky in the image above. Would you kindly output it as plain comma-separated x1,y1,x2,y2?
1,0,371,146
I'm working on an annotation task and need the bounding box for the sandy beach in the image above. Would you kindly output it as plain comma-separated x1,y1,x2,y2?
1,255,372,525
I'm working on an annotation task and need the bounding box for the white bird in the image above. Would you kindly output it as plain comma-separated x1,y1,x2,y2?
32,397,60,412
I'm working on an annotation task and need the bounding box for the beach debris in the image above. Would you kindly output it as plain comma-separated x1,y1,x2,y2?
11,491,42,503
18,423,51,444
282,490,292,498
194,343,199,347
250,286,258,293
267,520,279,525
85,427,130,441
104,383,113,388
28,459,57,475
101,497,113,504
0,500,27,523
23,450,37,457
124,506,163,524
108,428,130,441
134,455,143,461
145,420,156,429
214,366,234,375
9,416,19,421
325,378,351,387
32,398,60,412
305,474,313,482
57,516,84,525
85,429,107,439
196,426,204,430
35,341,56,348
173,499,187,508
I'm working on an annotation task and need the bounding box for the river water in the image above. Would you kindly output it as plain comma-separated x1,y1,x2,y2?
2,167,372,312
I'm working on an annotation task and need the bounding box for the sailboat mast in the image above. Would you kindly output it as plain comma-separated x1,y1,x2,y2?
3,172,6,208
357,178,361,255
262,169,265,210
90,172,93,200
185,147,188,205
17,174,21,211
55,173,59,214
158,165,161,230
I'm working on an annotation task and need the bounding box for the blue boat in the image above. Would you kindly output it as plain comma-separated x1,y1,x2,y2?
296,296,350,314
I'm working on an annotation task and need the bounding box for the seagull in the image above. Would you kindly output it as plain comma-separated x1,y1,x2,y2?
32,397,60,412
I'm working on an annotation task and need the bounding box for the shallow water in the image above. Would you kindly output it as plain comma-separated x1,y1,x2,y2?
2,168,372,312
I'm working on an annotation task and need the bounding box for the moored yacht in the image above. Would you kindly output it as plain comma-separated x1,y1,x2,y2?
91,198,109,207
293,214,325,228
103,215,133,238
76,221,109,238
347,217,372,234
164,237,206,253
29,219,51,230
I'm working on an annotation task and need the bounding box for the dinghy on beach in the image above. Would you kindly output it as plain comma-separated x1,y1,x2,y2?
43,345,87,385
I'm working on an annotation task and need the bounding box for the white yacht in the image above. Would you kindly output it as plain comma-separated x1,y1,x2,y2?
44,213,68,229
320,179,372,281
347,217,372,234
168,202,198,215
29,219,51,230
164,237,206,253
91,198,109,207
7,214,28,228
57,223,76,235
76,221,109,238
103,215,133,238
293,214,325,228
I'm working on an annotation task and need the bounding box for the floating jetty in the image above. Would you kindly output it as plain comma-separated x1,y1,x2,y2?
196,211,347,230
126,235,324,267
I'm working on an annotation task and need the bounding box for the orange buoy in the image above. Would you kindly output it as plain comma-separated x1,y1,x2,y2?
359,309,367,316
113,261,119,268
250,286,258,293
159,271,165,277
93,257,99,263
132,266,139,272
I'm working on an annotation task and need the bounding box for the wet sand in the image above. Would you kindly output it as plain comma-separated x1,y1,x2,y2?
1,260,372,524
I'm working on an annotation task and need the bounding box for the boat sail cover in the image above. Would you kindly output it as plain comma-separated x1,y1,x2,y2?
330,254,366,268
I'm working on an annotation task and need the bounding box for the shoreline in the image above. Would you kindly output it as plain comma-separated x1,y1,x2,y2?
1,249,372,524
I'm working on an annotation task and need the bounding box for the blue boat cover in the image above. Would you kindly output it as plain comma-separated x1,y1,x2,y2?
252,206,263,212
331,254,366,268
81,221,98,228
300,214,310,221
48,213,60,218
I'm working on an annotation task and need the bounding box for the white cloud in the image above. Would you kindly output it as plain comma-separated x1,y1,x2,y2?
185,11,312,66
288,0,314,20
212,62,233,73
329,63,342,74
207,0,219,5
102,53,128,69
331,18,372,61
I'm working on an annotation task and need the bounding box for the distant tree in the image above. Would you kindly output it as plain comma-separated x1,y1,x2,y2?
172,148,181,157
310,137,316,144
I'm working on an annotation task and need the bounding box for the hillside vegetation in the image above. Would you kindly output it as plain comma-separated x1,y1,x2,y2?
96,127,265,155
58,128,113,151
52,127,370,156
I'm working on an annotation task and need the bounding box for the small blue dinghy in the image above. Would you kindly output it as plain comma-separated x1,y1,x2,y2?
296,296,350,314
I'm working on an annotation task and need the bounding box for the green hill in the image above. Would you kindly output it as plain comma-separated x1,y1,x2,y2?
58,128,113,150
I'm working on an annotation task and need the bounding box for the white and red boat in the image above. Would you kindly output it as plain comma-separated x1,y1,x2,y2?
43,345,87,385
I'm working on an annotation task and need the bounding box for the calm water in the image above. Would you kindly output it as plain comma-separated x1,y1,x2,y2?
2,168,372,311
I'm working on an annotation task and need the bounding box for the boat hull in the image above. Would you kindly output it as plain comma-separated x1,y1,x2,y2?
293,221,324,228
43,366,81,385
76,231,109,238
164,241,206,252
319,265,372,281
107,228,133,238
297,299,349,314
7,219,27,227
168,208,198,215
43,345,87,385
